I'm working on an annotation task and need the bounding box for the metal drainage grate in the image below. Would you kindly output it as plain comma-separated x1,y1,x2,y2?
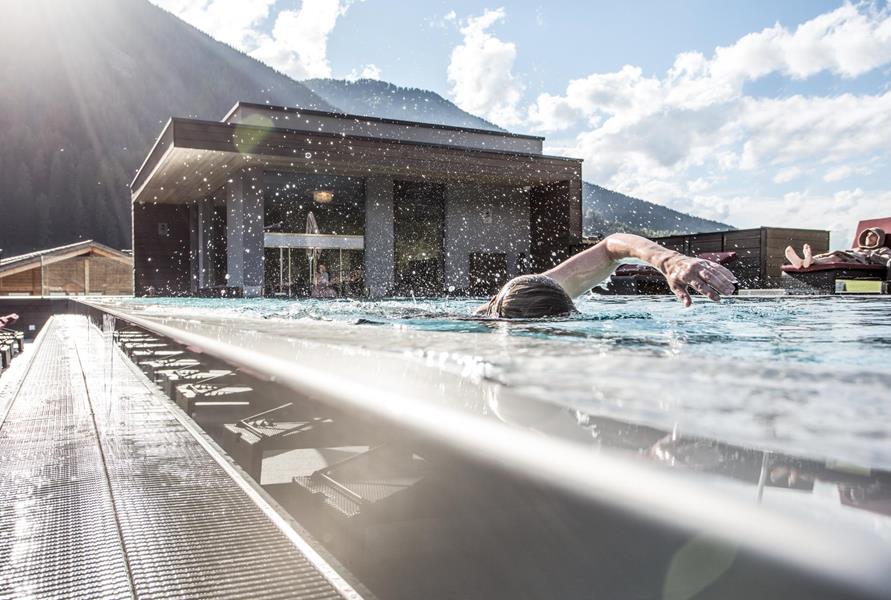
0,316,365,600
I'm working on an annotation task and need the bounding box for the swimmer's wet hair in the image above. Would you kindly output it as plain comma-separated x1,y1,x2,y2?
476,275,577,319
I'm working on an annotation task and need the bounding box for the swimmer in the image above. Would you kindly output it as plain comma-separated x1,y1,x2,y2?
476,233,737,318
785,228,891,269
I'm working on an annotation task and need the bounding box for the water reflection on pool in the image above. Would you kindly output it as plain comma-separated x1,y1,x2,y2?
100,295,891,470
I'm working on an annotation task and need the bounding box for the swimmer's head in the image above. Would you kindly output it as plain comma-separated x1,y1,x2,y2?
858,227,885,249
475,274,577,319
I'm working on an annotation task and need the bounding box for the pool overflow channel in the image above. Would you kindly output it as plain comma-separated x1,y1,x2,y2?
2,299,891,599
0,310,369,599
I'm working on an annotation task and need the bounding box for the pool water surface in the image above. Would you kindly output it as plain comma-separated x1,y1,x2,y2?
101,295,891,470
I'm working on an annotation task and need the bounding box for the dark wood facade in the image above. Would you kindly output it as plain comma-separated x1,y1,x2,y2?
530,180,584,271
133,204,193,296
655,227,830,288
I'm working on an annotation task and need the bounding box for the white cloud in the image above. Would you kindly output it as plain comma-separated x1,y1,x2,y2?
773,166,803,184
527,93,584,132
531,5,891,132
721,3,891,80
251,0,352,79
360,64,382,79
346,64,382,81
823,164,875,182
150,0,357,80
824,165,856,182
737,92,891,169
149,0,274,48
524,3,891,232
447,8,524,126
673,194,736,222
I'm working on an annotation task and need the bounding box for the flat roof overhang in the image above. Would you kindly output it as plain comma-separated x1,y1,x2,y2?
131,118,583,205
222,102,544,154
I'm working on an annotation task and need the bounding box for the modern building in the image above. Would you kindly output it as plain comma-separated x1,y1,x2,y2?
0,240,133,296
131,103,583,297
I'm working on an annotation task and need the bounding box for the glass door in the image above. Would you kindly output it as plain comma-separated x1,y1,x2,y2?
394,181,445,296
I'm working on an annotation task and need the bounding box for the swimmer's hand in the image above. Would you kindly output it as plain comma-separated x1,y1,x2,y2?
660,255,737,307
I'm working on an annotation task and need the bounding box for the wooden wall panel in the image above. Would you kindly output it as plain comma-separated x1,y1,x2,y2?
657,236,689,253
0,255,132,296
764,229,830,287
0,269,39,294
655,227,831,289
86,256,134,295
689,233,724,254
43,257,86,294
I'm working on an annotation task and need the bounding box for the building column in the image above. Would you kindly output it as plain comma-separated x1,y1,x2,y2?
226,168,265,297
197,196,216,289
189,204,200,293
364,176,394,298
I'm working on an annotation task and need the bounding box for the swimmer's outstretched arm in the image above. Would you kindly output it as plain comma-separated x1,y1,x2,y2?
543,233,737,307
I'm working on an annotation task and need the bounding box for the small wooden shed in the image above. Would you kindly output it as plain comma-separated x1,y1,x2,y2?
0,240,133,296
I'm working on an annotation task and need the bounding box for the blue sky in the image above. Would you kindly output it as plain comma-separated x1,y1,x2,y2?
152,0,891,246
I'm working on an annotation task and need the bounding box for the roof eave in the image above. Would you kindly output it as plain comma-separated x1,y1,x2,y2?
227,100,547,141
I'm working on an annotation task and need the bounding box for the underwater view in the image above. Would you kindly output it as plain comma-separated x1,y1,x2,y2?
101,295,891,471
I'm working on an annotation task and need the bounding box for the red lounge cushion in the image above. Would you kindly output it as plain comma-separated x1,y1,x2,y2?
781,262,887,273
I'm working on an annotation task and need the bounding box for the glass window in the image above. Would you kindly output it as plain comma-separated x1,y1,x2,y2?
264,172,365,236
394,181,445,296
263,172,366,297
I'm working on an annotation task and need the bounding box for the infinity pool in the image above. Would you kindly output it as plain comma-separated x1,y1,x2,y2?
102,295,891,470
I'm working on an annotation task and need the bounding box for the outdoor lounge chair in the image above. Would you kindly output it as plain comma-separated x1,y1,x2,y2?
0,328,24,370
1,328,24,353
781,217,891,294
600,251,738,295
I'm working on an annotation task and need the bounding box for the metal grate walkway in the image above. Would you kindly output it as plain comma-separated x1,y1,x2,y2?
0,316,366,599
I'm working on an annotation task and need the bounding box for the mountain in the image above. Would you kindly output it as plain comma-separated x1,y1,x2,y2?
0,0,730,257
0,0,332,255
582,182,733,238
304,78,505,132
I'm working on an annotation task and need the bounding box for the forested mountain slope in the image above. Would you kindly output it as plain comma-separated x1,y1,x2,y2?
0,0,330,254
583,182,732,238
305,78,505,132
